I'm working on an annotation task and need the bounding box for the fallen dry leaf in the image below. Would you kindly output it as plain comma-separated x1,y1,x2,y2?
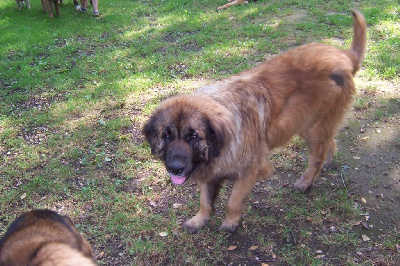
248,245,258,250
361,221,369,229
353,156,361,160
159,231,168,237
361,197,367,203
227,245,238,251
361,234,370,242
96,251,105,259
172,203,182,209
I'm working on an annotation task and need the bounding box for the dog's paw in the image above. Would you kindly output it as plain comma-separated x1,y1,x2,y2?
218,219,239,232
183,223,200,234
292,177,312,193
322,158,334,172
322,162,332,172
183,216,208,234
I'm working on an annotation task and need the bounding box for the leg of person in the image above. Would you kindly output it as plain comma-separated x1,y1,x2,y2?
76,0,87,12
91,0,99,16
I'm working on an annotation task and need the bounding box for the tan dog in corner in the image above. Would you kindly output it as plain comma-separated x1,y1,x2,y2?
218,0,257,10
0,209,95,265
144,10,367,233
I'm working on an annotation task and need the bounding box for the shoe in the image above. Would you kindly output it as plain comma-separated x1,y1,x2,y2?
93,10,99,16
76,5,87,12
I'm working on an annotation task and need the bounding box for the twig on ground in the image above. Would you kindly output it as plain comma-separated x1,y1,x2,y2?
341,173,346,187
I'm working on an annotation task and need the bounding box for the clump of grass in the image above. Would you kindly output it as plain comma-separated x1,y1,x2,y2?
353,96,374,111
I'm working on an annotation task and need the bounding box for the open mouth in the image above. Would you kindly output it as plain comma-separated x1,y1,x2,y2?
169,174,187,185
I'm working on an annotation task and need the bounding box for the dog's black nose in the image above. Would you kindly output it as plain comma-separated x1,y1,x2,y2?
167,161,185,176
168,166,184,176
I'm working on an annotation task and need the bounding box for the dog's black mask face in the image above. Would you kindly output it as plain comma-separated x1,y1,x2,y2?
143,103,223,185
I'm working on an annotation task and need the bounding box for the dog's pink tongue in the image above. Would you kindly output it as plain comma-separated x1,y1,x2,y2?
170,175,186,185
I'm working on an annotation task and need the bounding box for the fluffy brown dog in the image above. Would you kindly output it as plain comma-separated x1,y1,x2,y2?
218,0,256,10
41,0,61,18
144,10,367,232
0,209,95,265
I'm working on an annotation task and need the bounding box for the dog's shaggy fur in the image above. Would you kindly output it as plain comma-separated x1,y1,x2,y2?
0,209,95,265
144,10,367,232
15,0,30,10
41,0,62,18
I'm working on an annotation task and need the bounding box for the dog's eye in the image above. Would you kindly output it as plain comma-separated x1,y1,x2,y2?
163,129,172,142
191,133,198,139
188,133,199,142
184,132,199,143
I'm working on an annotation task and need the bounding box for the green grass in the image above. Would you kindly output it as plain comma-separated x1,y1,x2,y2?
1,0,399,265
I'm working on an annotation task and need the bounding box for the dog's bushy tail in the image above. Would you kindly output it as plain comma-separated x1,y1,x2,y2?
349,9,367,71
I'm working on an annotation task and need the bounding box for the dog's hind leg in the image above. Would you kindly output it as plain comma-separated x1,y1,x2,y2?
183,180,222,233
294,127,334,192
26,0,30,9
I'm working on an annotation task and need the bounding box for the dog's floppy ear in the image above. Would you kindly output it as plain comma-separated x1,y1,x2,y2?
143,112,168,159
143,115,159,154
206,113,234,158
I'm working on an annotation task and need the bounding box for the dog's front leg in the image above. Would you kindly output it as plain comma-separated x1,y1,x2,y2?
41,0,53,18
16,0,21,10
53,0,60,16
220,170,258,232
183,180,221,233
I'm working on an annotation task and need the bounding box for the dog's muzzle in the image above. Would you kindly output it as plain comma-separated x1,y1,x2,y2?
165,141,193,185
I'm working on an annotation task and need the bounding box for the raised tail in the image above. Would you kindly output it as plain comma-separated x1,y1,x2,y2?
349,9,367,72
